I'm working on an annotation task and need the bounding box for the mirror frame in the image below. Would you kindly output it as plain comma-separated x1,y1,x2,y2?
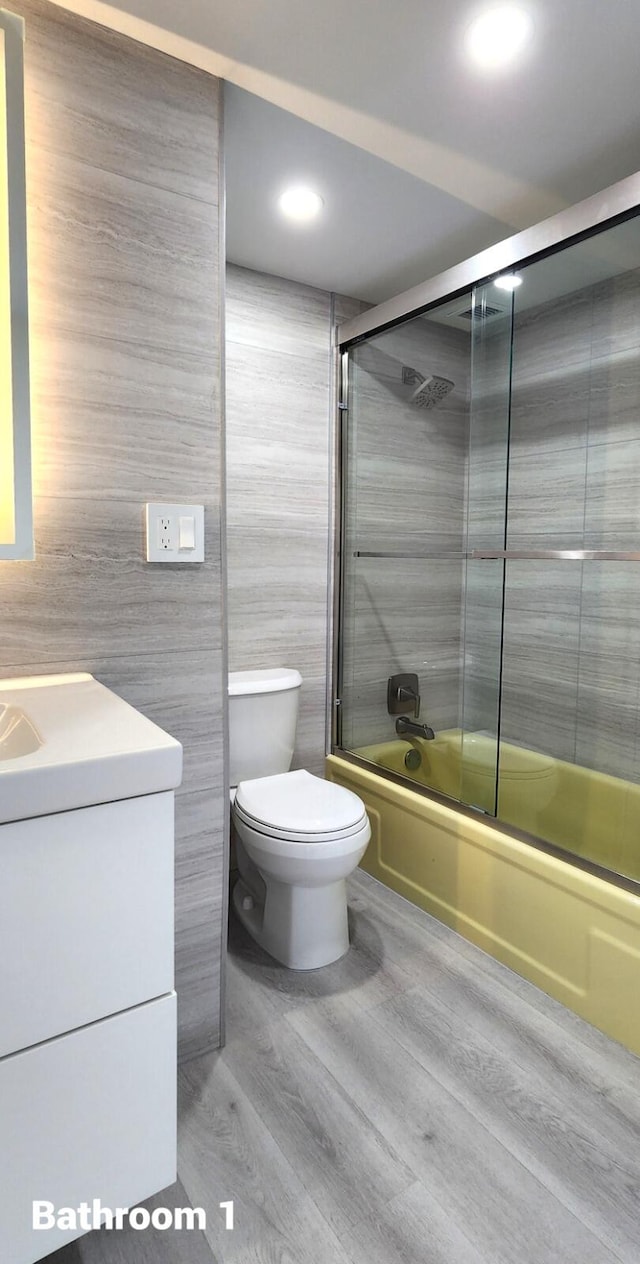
0,8,32,561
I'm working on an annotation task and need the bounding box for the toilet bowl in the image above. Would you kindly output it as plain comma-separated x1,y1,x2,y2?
232,768,370,969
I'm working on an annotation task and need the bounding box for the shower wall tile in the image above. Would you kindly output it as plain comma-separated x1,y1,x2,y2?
575,677,640,782
354,450,466,549
576,566,640,780
509,366,591,456
500,605,581,763
225,266,335,772
592,268,640,358
345,559,464,682
512,287,593,384
0,1,225,1061
506,445,588,546
587,348,640,447
584,438,640,548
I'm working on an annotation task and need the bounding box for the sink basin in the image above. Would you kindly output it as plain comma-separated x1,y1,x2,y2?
0,672,182,824
0,703,42,759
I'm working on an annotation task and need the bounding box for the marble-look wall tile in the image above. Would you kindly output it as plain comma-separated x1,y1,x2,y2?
587,347,640,447
16,0,220,204
591,268,640,359
30,330,220,502
29,150,216,355
227,524,329,681
226,265,332,356
225,340,330,533
0,498,221,666
506,445,588,547
225,266,334,773
0,2,224,1060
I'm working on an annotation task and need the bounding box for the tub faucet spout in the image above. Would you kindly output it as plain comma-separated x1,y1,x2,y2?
396,715,435,741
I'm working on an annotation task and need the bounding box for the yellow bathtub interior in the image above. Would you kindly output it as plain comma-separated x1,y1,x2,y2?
357,729,640,882
327,749,640,1056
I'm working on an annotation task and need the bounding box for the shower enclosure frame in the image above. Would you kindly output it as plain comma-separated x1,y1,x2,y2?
330,167,640,896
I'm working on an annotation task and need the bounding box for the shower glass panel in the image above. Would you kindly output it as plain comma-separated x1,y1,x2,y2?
338,206,640,885
460,282,513,813
496,214,640,882
339,291,509,813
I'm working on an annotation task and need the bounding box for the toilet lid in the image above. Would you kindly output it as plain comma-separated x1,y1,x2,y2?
234,769,366,834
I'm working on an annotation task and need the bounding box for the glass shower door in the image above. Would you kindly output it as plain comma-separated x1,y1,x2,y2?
338,289,511,816
494,213,640,882
460,282,513,814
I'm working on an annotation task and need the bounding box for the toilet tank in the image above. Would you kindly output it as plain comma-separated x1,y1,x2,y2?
228,668,302,787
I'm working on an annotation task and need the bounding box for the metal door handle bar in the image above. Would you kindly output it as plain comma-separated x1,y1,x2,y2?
354,549,640,561
470,549,640,561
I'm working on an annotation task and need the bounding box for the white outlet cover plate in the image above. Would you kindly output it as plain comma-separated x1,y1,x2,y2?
145,503,205,563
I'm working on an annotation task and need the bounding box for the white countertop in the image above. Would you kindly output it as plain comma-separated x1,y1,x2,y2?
0,673,183,823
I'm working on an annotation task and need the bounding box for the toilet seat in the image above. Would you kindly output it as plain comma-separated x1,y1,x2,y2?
234,769,367,843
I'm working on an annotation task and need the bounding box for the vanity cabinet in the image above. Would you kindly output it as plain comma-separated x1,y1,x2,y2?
0,673,182,1264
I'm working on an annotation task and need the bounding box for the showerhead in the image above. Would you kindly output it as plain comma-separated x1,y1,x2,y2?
401,366,454,408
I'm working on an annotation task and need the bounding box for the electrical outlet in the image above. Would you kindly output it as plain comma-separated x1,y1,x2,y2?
145,503,205,563
158,516,173,551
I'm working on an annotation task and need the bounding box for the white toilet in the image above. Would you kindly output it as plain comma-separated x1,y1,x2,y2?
229,668,371,969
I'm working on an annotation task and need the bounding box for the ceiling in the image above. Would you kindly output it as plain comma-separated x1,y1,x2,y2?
54,0,640,303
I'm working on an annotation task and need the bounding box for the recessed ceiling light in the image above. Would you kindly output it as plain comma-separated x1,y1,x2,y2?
494,274,523,291
466,6,533,70
278,186,324,223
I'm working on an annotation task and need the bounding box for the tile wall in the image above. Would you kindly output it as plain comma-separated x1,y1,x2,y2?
0,0,226,1059
225,266,363,776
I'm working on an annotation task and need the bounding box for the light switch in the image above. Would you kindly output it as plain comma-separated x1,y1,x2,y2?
179,515,196,550
145,504,204,563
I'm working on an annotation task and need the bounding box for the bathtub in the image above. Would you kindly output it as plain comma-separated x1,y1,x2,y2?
356,729,640,881
326,741,640,1056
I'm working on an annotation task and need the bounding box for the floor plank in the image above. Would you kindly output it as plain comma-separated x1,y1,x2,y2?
288,992,617,1264
342,1180,494,1264
374,984,640,1261
220,1013,415,1235
177,1053,354,1264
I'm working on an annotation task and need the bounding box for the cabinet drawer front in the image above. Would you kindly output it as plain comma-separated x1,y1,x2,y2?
0,993,177,1264
0,793,174,1057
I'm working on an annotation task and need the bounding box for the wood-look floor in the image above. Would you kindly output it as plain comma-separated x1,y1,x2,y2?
52,869,640,1264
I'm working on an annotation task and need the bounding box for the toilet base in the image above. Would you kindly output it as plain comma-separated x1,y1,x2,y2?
232,874,350,970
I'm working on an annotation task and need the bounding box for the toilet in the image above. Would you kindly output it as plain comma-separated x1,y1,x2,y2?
229,668,371,969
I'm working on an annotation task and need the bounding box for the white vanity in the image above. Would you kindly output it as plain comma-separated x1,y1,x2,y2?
0,673,182,1263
